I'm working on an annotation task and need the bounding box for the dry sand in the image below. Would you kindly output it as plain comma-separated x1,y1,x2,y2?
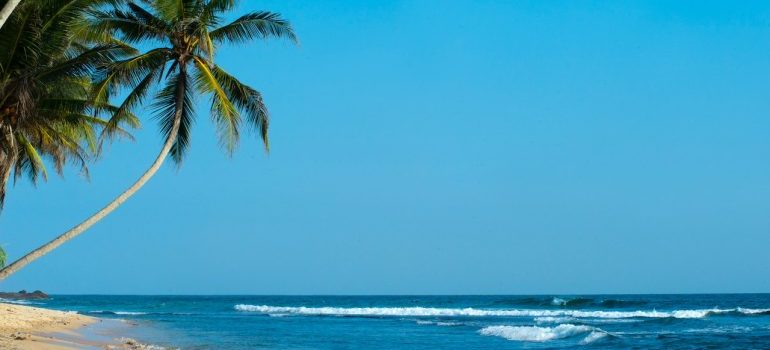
0,302,156,349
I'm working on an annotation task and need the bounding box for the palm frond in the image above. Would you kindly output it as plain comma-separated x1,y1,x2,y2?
151,0,198,22
89,8,169,43
0,4,40,71
192,55,240,153
15,133,48,183
125,1,172,34
210,64,269,150
152,68,195,164
92,47,171,102
98,64,163,149
209,11,297,45
200,0,235,25
39,44,137,81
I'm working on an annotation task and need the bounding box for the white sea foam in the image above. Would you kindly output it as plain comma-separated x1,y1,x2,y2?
535,315,639,325
479,324,598,342
415,320,461,326
551,298,568,306
0,298,40,305
116,338,170,350
737,307,770,314
580,331,608,344
535,316,573,324
87,310,148,315
681,326,753,334
580,318,643,324
114,311,148,315
234,304,764,319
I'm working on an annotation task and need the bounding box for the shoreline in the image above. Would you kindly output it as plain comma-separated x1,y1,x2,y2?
0,303,157,349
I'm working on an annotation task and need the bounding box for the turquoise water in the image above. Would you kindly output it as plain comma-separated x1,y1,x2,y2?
15,294,770,349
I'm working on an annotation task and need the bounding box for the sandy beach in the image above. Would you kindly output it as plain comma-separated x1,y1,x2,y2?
0,302,153,350
0,302,99,349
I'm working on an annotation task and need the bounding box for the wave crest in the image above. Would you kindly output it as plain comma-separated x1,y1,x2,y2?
479,324,604,342
551,297,593,307
81,310,148,315
80,310,194,316
234,304,770,319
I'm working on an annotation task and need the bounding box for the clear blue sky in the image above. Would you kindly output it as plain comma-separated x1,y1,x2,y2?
2,0,770,294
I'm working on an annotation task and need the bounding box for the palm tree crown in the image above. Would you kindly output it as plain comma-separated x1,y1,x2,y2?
0,0,137,210
92,0,297,162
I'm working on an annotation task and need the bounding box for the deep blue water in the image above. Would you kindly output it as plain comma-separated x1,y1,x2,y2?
10,294,770,349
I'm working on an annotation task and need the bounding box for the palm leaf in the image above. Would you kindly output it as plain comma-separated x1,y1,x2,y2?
89,8,169,43
210,64,269,150
152,69,195,164
200,0,235,25
192,55,240,153
92,47,171,102
39,44,134,80
15,134,48,183
209,11,297,45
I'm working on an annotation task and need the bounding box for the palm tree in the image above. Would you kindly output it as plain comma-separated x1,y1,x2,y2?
1,0,138,210
0,0,296,280
1,0,135,274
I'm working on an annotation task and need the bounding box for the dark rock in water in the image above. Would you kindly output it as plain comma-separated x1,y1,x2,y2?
0,290,49,300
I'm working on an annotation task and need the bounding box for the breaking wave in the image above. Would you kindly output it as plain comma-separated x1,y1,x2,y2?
234,304,770,319
535,316,575,324
81,310,149,315
479,324,607,343
551,297,593,307
581,330,610,344
415,320,462,326
80,310,192,316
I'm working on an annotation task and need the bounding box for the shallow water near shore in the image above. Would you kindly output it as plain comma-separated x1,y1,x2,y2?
48,319,133,349
35,294,770,349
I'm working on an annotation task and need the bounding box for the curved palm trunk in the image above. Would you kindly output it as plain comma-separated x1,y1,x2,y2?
0,121,179,280
0,119,180,280
0,0,22,30
0,71,186,280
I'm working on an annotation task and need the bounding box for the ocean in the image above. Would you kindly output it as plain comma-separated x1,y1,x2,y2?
10,294,770,349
